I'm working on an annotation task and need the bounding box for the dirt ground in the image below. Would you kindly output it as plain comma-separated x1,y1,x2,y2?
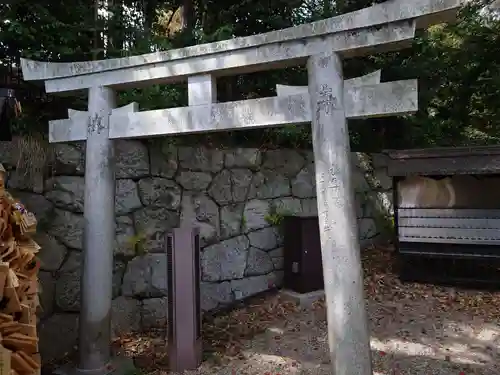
114,246,500,375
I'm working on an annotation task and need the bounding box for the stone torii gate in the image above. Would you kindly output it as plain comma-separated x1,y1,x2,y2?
21,0,462,374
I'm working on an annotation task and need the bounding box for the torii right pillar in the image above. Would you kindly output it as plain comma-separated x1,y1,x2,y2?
308,52,372,375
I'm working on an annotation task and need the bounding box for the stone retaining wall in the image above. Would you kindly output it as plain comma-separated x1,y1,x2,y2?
0,139,393,363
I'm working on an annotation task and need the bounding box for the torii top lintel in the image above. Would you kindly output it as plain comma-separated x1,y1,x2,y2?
21,0,462,93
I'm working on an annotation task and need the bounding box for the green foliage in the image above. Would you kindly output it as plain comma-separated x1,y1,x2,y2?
127,232,148,256
2,0,500,150
264,203,292,227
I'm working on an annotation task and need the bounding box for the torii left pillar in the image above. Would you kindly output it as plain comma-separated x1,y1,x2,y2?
78,86,117,375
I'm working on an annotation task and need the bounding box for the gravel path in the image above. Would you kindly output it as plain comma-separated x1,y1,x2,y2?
118,247,500,375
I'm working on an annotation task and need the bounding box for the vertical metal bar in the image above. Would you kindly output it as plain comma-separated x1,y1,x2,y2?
78,86,116,373
308,52,372,375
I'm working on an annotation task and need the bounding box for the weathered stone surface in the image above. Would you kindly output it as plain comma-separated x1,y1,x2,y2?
176,171,212,191
114,215,136,256
355,193,366,218
26,146,395,335
53,143,85,175
179,146,224,172
45,176,84,213
271,271,284,287
208,169,253,205
115,140,150,178
201,235,249,282
39,313,79,364
111,296,141,337
141,297,168,329
262,150,305,177
180,194,219,245
48,209,84,250
133,206,180,252
38,271,55,319
7,168,44,193
243,200,270,232
201,282,232,311
55,252,125,311
371,153,389,169
303,150,314,164
301,198,318,216
220,204,244,239
373,169,392,190
115,179,142,215
231,273,276,300
122,254,168,298
247,227,280,251
0,141,17,167
149,140,178,178
245,247,274,276
358,218,378,240
225,148,262,169
113,261,127,298
353,170,370,192
45,177,143,215
363,191,393,217
248,170,290,199
351,152,372,172
291,163,316,198
138,178,181,209
59,250,81,272
269,247,283,258
10,191,54,226
271,257,284,270
34,232,67,271
271,197,302,215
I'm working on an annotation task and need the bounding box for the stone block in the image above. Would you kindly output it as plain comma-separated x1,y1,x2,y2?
247,227,280,251
201,235,249,282
38,271,56,319
45,176,84,213
248,170,290,199
291,163,316,198
208,169,253,205
111,296,141,337
39,313,79,364
132,206,180,253
115,179,143,215
176,171,212,191
122,254,168,298
53,143,85,175
137,178,181,209
201,282,232,311
141,297,168,330
149,140,178,178
34,232,67,271
115,140,150,178
225,148,262,169
245,247,274,276
48,209,84,250
180,193,219,245
220,204,244,239
262,150,305,177
178,146,224,172
55,252,125,311
243,200,270,232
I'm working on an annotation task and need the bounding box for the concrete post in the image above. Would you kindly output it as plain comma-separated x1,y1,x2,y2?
78,86,117,374
307,53,372,375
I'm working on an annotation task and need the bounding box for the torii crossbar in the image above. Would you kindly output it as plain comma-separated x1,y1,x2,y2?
21,1,463,374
